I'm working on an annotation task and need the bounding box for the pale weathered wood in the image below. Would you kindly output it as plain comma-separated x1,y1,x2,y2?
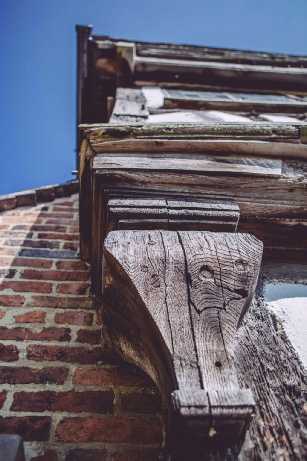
110,88,149,123
103,230,263,458
93,154,282,177
235,298,306,460
86,138,307,161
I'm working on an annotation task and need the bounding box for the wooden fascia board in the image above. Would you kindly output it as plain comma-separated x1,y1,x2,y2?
94,37,307,68
80,122,307,159
81,122,302,141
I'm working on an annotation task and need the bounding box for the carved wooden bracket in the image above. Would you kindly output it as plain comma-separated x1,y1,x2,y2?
103,230,263,459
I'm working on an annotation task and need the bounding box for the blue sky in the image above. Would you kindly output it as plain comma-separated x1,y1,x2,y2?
1,0,307,194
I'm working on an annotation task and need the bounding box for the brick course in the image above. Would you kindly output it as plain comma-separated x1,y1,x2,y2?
0,193,163,460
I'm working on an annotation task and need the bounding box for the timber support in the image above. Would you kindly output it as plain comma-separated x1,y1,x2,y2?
102,230,263,459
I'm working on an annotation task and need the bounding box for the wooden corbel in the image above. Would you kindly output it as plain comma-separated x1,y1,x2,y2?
102,230,263,459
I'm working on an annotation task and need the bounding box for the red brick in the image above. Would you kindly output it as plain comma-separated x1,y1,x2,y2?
45,219,72,225
28,225,67,232
0,390,6,409
66,449,107,461
12,257,53,268
5,239,60,249
37,232,78,241
69,225,79,233
74,366,152,387
53,205,74,211
12,390,113,413
120,391,161,414
0,256,13,266
56,260,88,271
27,345,107,364
0,366,68,384
0,416,51,441
2,217,42,225
0,280,52,293
0,294,25,306
54,201,74,207
32,449,58,461
14,311,46,323
76,329,101,345
63,241,79,251
0,310,6,320
55,415,162,444
39,212,74,219
20,269,89,282
55,311,93,326
0,247,17,255
0,344,19,361
56,282,89,295
29,295,92,309
0,326,70,342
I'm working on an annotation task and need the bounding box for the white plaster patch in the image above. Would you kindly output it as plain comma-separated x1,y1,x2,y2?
269,297,307,368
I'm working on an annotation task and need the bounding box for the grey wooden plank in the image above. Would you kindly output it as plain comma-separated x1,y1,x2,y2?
93,154,282,177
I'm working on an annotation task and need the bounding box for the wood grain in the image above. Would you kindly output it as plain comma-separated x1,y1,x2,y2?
103,230,263,456
107,197,240,232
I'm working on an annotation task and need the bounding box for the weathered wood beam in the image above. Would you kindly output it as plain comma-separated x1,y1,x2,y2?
109,88,149,123
93,156,306,210
107,198,240,232
82,122,302,142
162,89,307,114
94,37,307,68
90,191,241,297
94,39,307,91
134,42,307,68
93,154,282,176
103,230,263,459
87,139,307,159
133,56,307,91
81,122,307,159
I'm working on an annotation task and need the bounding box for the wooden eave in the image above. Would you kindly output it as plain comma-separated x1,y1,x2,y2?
93,37,307,92
81,122,307,158
93,35,307,68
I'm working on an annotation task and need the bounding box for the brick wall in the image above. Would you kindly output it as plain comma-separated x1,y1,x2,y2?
0,194,163,461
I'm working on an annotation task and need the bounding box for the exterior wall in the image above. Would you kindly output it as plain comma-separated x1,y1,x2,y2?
0,194,162,461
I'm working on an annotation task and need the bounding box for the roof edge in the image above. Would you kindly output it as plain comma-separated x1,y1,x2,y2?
0,180,78,213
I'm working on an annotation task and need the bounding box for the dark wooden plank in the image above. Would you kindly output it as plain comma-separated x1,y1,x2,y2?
162,89,307,113
107,197,240,233
135,42,307,68
79,139,93,262
134,55,307,92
